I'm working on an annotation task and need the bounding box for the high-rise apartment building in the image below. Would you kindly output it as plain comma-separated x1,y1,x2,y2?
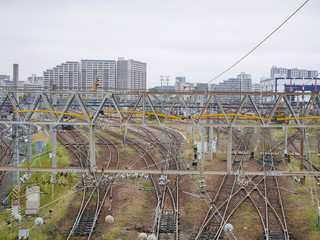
271,66,318,79
238,72,252,92
80,60,116,90
44,61,80,90
44,58,146,91
116,58,146,90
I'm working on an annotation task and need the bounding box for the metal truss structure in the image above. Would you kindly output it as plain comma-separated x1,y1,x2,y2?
1,89,320,175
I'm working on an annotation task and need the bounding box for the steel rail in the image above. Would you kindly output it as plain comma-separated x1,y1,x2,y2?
213,130,253,239
195,130,253,239
104,128,161,201
133,126,180,239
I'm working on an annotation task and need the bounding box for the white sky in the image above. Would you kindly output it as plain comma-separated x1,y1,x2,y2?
0,0,318,87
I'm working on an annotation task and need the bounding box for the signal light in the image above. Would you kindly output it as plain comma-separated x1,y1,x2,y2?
93,76,99,91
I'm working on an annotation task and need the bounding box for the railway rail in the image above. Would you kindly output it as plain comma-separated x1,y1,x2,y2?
195,129,292,240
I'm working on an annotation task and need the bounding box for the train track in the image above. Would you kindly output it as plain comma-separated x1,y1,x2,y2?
195,128,292,240
0,136,13,182
56,127,120,239
101,125,183,239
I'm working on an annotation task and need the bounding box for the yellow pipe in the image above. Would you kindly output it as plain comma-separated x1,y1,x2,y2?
13,110,320,122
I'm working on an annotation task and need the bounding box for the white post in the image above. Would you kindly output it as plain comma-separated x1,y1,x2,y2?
227,127,232,172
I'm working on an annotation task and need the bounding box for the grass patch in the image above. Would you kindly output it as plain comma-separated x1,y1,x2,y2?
0,131,77,239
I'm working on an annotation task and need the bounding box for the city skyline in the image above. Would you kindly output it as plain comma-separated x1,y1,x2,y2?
0,0,319,87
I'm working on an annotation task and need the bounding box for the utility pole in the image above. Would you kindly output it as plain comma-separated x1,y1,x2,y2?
201,127,205,169
160,76,165,89
300,128,305,184
209,100,214,160
51,126,57,182
51,84,57,182
12,64,20,224
12,64,19,187
227,127,232,172
89,124,96,169
318,206,320,228
165,76,169,89
284,127,288,155
27,124,32,178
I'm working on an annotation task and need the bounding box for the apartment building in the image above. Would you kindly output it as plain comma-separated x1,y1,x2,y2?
44,58,146,92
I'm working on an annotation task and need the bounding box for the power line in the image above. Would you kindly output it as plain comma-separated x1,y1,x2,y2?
207,0,310,84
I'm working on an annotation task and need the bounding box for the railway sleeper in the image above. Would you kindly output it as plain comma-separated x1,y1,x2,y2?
159,212,176,234
73,209,96,236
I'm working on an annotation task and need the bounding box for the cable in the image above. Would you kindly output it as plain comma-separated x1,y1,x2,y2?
207,0,310,84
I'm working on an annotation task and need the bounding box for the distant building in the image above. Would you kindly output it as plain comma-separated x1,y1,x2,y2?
153,85,175,92
194,83,209,104
116,58,146,91
44,58,146,92
196,83,208,92
238,72,252,92
44,61,80,91
270,66,318,79
0,75,10,82
252,83,261,92
23,83,42,90
251,83,261,102
261,66,319,102
27,74,43,84
213,72,252,102
81,59,116,91
175,76,186,91
0,75,10,88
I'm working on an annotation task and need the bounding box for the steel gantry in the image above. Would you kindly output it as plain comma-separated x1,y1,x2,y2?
1,89,320,175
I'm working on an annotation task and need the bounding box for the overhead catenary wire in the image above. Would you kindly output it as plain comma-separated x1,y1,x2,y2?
207,0,310,84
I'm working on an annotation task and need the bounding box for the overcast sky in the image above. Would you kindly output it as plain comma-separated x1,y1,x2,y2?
0,0,318,87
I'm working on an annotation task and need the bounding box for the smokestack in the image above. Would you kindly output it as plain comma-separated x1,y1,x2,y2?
13,63,19,88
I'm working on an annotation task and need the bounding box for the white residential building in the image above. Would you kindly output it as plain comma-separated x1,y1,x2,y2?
271,66,318,79
116,58,146,91
80,60,116,91
44,58,146,92
44,61,80,91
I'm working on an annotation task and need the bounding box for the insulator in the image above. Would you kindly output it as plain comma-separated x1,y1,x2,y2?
35,217,44,226
224,223,234,232
105,215,114,224
138,232,148,240
14,214,22,222
147,234,157,240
